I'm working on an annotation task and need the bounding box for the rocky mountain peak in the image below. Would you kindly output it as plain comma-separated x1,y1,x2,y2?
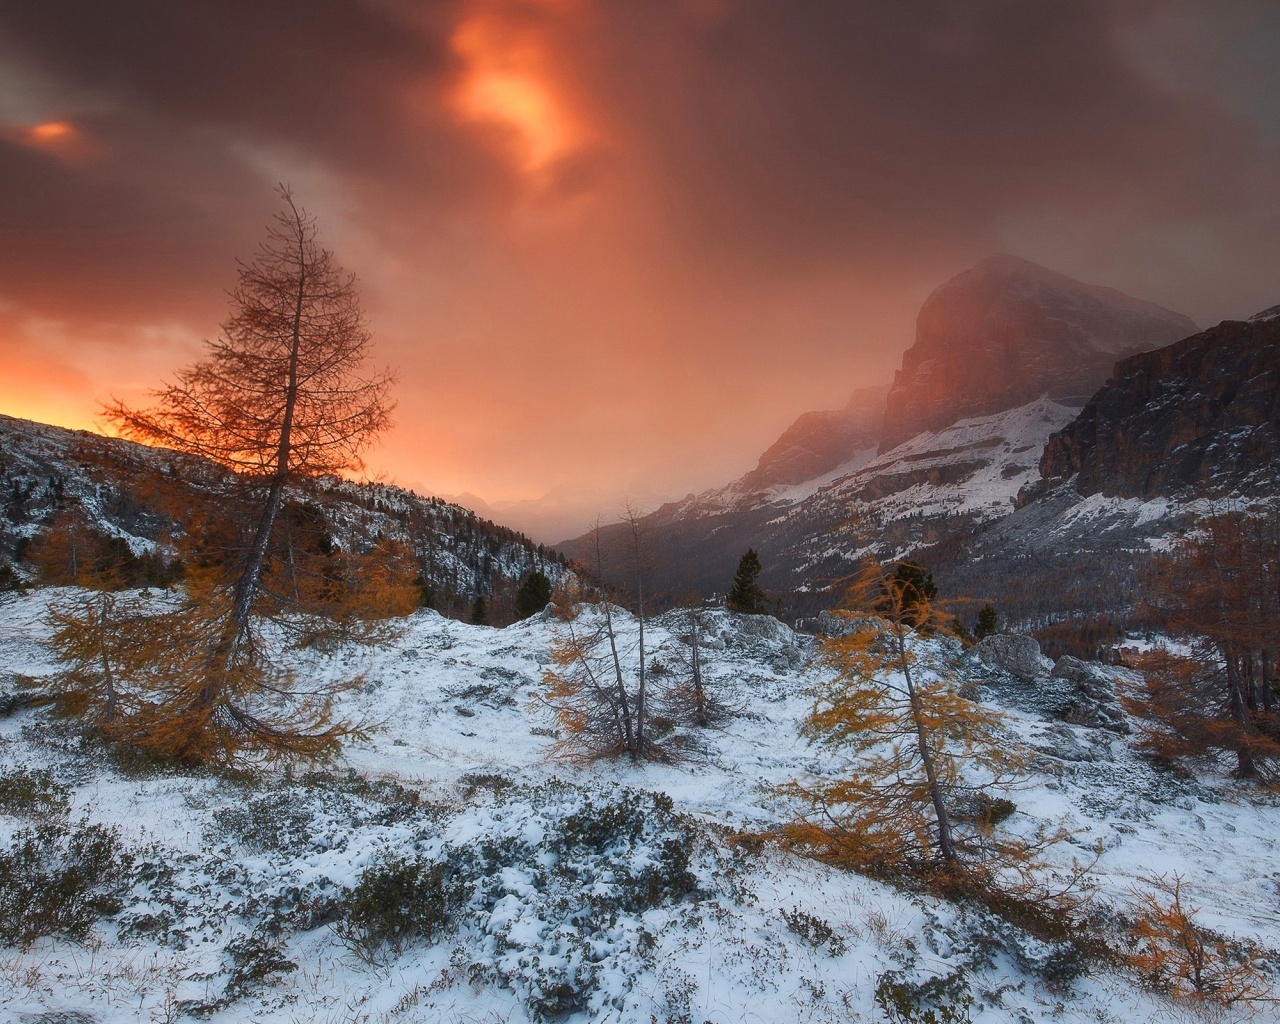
878,256,1197,453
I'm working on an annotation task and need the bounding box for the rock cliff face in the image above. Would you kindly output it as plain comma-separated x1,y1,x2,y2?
1039,311,1280,498
737,385,887,492
879,255,1196,453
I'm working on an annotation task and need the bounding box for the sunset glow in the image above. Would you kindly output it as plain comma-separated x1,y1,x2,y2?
0,3,1278,540
449,10,583,175
27,120,73,142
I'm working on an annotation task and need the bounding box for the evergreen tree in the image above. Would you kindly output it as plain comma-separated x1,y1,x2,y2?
515,570,553,620
471,595,488,626
876,561,937,626
726,548,767,614
98,188,392,763
975,603,998,640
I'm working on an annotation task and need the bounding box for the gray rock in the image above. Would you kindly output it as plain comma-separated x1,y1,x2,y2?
964,633,1051,681
1049,656,1131,734
1033,722,1113,763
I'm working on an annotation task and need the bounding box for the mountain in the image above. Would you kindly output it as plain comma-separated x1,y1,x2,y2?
561,397,1076,612
1039,309,1280,499
737,385,888,492
879,255,1197,452
0,413,566,617
935,308,1280,640
563,256,1195,619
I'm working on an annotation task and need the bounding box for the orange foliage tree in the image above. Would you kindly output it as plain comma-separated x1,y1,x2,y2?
95,188,393,762
1122,874,1271,1006
781,563,1043,879
1136,509,1280,779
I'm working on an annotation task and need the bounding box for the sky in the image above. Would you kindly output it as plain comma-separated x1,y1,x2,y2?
1,1,1278,541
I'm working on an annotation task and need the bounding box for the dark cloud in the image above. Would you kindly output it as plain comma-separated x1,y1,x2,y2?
0,1,454,171
564,0,1280,298
1,0,1278,527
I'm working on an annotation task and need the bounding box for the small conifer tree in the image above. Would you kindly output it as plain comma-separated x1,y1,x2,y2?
515,570,553,619
471,595,488,626
975,604,998,640
781,563,1050,882
726,548,767,614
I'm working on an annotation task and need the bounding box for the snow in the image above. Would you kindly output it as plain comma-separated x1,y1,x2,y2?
1,589,1278,1022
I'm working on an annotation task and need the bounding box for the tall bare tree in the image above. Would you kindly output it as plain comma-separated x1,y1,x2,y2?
109,187,393,658
102,188,394,760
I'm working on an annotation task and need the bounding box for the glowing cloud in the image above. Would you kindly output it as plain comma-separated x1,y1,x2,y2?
9,119,98,163
449,7,583,175
28,120,73,142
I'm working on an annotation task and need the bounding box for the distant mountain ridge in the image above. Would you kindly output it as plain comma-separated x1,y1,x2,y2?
562,255,1197,616
737,385,888,493
0,413,565,617
879,255,1197,452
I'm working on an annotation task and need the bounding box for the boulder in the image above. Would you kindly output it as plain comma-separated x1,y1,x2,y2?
964,633,1052,681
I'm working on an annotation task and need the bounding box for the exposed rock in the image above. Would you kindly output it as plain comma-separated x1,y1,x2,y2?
880,255,1196,453
964,633,1052,681
1048,656,1131,734
1040,313,1280,499
738,385,887,491
1033,722,1114,763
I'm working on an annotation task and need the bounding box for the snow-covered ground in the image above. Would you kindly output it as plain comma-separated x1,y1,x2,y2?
1,589,1277,1023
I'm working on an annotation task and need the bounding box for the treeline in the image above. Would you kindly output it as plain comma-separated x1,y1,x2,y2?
0,429,568,629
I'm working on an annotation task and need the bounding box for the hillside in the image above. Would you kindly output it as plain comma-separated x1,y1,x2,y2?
1,589,1278,1022
0,413,567,621
562,398,1076,614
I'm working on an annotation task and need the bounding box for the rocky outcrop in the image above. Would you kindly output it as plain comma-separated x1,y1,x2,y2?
964,633,1052,681
1047,657,1130,734
738,385,887,492
964,637,1130,735
1039,312,1280,498
879,255,1196,453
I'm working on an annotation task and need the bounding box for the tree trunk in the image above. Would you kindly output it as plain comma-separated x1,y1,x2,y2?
896,625,958,866
1223,651,1257,778
690,608,707,727
212,234,307,679
98,591,117,723
634,567,646,759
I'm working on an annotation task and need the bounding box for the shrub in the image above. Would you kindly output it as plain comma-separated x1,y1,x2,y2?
335,856,470,963
0,766,71,817
951,793,1016,829
874,966,973,1024
0,562,22,592
222,933,298,1002
781,907,848,956
0,820,132,945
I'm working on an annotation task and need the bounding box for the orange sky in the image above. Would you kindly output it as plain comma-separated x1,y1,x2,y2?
1,1,1279,539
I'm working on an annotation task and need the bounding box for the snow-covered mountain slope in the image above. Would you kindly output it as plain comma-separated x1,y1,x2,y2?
1,591,1278,1023
937,311,1280,631
0,413,567,613
562,398,1076,612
